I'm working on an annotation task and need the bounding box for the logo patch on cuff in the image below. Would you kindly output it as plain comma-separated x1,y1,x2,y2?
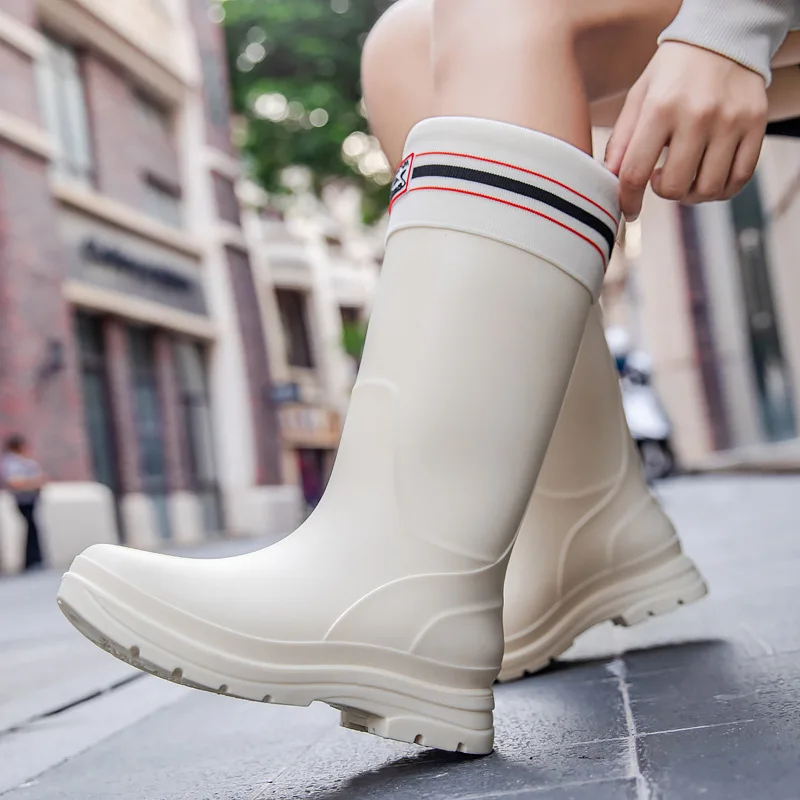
389,154,414,210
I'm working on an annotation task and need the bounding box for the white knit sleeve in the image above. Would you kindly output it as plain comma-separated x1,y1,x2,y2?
658,0,796,85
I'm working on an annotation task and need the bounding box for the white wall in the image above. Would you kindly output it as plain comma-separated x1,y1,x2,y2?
694,201,763,448
757,137,800,427
638,191,714,465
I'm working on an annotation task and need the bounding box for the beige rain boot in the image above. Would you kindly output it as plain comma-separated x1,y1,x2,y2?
57,117,619,754
500,307,708,682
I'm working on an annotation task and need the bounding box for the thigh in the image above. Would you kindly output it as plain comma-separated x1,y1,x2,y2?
362,0,435,166
363,0,800,167
569,0,681,101
363,0,679,161
774,30,800,68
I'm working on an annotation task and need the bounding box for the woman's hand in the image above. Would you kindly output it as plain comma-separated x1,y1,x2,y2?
605,41,768,221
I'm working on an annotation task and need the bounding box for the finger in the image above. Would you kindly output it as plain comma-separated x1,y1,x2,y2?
651,125,709,203
683,129,741,204
604,81,647,175
617,107,671,221
721,125,766,200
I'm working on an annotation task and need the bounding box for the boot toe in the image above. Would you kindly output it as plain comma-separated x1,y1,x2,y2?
65,542,251,625
71,543,196,604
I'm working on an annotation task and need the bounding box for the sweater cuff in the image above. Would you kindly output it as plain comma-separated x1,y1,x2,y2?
657,0,795,86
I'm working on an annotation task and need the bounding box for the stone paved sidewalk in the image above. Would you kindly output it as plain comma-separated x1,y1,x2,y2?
4,476,800,800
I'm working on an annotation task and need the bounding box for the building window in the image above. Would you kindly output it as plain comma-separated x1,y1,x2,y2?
75,314,119,493
340,306,362,327
276,289,315,368
297,449,331,510
36,36,93,184
144,175,183,228
136,92,172,139
213,172,241,226
324,234,344,259
174,340,223,533
128,327,171,539
730,178,797,442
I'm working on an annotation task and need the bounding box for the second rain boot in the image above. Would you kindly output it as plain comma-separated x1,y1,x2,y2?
57,117,620,754
500,307,708,682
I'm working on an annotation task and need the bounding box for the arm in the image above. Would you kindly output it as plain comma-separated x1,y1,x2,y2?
658,0,796,85
1,460,46,492
4,475,45,492
604,0,798,219
27,461,46,490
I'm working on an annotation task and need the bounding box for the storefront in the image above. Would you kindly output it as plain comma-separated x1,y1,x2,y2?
0,0,303,572
59,206,222,547
609,134,800,469
277,402,342,511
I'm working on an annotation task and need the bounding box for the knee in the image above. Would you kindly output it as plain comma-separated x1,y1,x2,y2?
360,4,393,99
361,0,433,164
431,0,573,89
361,0,431,107
432,0,572,49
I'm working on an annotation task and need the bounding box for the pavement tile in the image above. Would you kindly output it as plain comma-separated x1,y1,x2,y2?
494,660,627,747
638,718,800,800
627,648,800,735
231,659,629,799
6,695,339,800
491,778,639,799
0,571,137,734
258,733,633,800
6,476,800,799
0,676,185,796
5,661,631,800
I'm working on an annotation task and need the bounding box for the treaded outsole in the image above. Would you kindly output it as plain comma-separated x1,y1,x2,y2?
56,592,494,756
498,557,709,683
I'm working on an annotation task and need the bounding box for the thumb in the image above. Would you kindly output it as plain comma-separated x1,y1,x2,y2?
604,80,647,175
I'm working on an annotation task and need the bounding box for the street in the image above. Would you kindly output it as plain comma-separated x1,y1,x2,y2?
2,475,800,800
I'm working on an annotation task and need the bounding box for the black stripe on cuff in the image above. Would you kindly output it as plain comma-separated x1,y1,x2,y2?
411,163,616,254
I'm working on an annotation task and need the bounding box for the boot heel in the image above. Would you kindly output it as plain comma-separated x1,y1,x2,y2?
337,703,494,755
612,555,708,627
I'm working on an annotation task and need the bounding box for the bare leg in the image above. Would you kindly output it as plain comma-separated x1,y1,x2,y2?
363,0,710,684
364,0,681,163
431,0,593,150
364,0,800,169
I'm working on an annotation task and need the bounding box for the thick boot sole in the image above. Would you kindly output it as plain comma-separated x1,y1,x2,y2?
56,572,495,755
498,553,708,682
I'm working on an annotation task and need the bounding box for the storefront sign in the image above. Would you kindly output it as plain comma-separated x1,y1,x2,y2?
60,209,208,316
82,239,193,292
270,382,301,405
279,404,342,449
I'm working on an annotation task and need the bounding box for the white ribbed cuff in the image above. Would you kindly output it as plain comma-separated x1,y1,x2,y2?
386,117,621,302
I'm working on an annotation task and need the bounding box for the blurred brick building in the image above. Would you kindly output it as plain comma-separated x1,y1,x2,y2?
0,0,302,570
240,181,382,514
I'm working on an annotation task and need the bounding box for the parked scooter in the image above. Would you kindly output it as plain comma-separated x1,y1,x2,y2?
605,327,676,482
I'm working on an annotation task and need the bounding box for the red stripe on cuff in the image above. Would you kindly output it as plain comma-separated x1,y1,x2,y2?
414,150,618,226
403,185,609,269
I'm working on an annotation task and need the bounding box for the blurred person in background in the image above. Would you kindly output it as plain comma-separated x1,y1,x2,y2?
2,435,46,571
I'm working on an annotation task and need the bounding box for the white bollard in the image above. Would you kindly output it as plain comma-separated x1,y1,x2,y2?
39,482,119,568
0,492,25,574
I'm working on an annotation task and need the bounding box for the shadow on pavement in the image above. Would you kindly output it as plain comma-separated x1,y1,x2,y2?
276,639,740,800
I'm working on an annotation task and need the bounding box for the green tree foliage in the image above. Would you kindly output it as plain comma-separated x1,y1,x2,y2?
221,0,396,221
341,319,369,366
